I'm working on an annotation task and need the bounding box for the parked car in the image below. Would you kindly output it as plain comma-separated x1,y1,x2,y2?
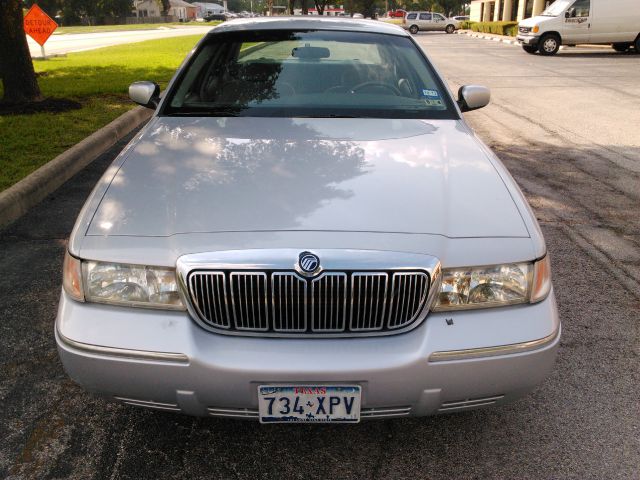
387,9,406,18
402,11,459,34
203,13,226,21
453,15,469,22
352,13,364,18
57,17,559,423
517,0,640,55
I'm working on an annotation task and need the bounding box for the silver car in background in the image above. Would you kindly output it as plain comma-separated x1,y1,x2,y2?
57,17,559,423
402,12,460,35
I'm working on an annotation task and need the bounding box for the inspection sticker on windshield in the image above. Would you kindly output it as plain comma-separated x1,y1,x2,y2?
258,385,361,423
422,89,443,106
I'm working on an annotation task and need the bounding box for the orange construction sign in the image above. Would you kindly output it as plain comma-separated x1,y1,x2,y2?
24,4,58,47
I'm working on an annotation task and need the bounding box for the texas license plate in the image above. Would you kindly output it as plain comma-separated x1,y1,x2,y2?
258,385,361,423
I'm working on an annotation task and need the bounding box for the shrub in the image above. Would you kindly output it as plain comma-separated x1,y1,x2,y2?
470,21,519,37
459,20,476,30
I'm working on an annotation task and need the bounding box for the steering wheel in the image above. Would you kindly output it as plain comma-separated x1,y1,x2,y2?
351,81,401,95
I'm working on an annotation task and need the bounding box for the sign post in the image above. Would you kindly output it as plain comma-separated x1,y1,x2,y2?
23,4,58,59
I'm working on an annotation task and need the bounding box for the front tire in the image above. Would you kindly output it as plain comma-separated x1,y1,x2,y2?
445,24,455,34
409,25,419,35
612,42,631,52
522,45,537,54
539,33,561,56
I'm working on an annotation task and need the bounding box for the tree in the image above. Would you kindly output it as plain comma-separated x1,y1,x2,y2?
0,0,42,104
157,0,170,15
314,0,328,15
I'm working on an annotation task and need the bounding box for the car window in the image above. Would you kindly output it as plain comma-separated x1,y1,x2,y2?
163,30,457,120
419,13,432,20
570,0,590,17
406,13,417,19
434,13,446,21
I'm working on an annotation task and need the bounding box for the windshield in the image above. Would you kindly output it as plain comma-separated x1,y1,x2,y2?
163,30,457,119
541,0,572,16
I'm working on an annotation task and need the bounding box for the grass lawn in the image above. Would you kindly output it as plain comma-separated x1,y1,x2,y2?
0,35,202,192
55,22,217,34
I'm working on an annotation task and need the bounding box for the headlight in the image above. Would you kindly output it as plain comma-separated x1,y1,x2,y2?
82,260,184,310
433,257,551,311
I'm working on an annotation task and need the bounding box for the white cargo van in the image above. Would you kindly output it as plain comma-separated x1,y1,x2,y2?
516,0,640,55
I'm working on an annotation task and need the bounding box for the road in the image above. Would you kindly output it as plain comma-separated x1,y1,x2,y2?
1,33,639,479
28,26,213,57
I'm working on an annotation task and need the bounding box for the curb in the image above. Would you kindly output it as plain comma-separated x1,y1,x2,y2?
456,30,614,49
0,105,152,229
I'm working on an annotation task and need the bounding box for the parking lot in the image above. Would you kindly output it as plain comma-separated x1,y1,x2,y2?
1,33,639,479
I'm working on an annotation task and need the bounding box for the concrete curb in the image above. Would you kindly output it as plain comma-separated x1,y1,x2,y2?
0,105,152,229
456,30,613,49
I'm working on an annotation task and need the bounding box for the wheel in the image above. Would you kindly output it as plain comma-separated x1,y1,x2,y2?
522,45,537,54
445,24,455,34
409,25,419,35
539,33,561,56
612,42,631,52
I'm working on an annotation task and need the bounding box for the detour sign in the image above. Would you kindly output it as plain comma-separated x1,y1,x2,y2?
24,4,58,47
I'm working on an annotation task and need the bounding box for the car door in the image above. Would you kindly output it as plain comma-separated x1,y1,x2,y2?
432,13,447,31
563,0,591,43
418,12,432,30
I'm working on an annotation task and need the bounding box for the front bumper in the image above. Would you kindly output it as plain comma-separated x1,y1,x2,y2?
517,35,540,46
56,290,560,419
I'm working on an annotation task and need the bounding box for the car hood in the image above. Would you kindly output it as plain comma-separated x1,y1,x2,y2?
87,117,528,238
519,16,556,27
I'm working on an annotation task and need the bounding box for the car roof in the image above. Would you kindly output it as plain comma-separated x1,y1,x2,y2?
207,16,409,37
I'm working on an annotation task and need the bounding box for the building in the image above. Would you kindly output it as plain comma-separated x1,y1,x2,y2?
193,2,226,18
470,0,556,22
133,0,162,18
169,0,198,20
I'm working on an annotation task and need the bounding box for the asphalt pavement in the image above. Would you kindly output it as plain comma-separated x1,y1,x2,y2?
1,33,639,479
28,26,213,57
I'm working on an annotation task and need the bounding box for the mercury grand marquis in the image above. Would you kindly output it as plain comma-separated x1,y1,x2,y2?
56,17,560,423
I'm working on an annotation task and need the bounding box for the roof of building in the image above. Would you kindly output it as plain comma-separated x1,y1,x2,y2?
208,17,409,36
170,0,197,7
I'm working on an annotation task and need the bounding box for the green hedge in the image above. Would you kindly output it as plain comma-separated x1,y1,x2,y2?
459,20,475,30
470,21,519,37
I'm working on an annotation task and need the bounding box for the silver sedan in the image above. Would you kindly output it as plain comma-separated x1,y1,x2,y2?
57,17,559,423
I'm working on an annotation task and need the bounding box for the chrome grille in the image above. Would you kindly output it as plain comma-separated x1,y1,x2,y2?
272,273,307,332
186,270,431,336
350,273,388,331
387,273,429,329
230,273,268,331
312,273,347,332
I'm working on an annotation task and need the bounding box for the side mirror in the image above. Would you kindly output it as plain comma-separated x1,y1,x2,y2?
565,10,570,18
457,85,490,112
129,81,160,109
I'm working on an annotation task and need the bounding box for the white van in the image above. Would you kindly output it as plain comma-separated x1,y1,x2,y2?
516,0,640,55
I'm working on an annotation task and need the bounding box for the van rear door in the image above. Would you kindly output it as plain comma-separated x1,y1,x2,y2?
562,0,592,43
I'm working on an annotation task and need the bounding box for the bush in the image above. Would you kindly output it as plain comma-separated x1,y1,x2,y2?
459,20,476,30
470,21,519,37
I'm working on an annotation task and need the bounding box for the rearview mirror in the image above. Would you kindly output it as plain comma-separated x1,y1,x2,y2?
129,81,160,109
457,85,490,112
292,46,330,59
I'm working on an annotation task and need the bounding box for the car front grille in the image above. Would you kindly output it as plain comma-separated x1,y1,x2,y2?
187,270,431,336
518,26,532,34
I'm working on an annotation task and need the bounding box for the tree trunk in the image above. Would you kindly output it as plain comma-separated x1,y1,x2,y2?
288,0,295,15
0,0,42,104
314,0,326,15
301,0,308,15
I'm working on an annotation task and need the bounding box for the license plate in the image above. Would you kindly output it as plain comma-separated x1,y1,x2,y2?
258,385,361,423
